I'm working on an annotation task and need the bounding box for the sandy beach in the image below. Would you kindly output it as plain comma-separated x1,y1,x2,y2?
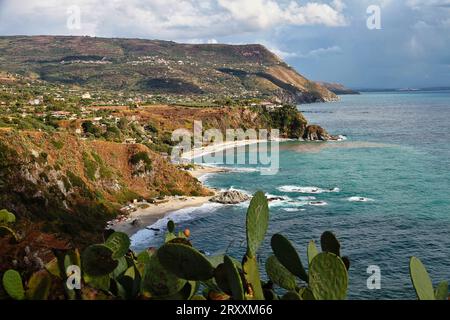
110,165,224,236
111,138,287,237
180,139,269,160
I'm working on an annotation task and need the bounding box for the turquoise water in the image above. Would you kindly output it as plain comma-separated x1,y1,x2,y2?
132,92,450,299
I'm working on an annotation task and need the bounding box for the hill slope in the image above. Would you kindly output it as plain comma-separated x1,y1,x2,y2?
0,129,210,245
0,36,337,104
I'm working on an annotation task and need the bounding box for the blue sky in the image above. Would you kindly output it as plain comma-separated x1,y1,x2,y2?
0,0,449,88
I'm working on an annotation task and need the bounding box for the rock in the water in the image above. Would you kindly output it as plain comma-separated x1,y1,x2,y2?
210,190,250,204
303,125,332,141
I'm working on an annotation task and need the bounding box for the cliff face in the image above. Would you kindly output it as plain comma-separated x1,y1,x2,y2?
113,104,308,140
0,130,210,245
0,36,337,104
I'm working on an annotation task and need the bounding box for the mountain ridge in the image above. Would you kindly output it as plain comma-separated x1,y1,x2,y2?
0,35,338,104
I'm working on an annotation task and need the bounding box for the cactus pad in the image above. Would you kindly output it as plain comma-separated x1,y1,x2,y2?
105,232,131,259
26,270,52,300
271,234,308,282
409,256,435,300
0,209,15,223
2,269,25,300
224,255,245,300
157,243,214,281
242,255,264,300
265,255,297,291
307,240,319,266
142,254,186,297
82,244,118,277
309,252,348,300
320,231,341,256
434,281,448,300
281,291,302,300
246,191,269,257
167,220,175,233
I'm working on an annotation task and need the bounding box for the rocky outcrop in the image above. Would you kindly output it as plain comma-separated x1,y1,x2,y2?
303,125,332,141
210,190,250,204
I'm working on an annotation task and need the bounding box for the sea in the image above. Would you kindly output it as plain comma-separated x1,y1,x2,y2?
131,91,450,299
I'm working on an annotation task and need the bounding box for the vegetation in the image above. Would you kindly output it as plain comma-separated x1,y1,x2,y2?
0,193,447,300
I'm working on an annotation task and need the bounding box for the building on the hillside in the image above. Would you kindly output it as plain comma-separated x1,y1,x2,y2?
81,92,92,99
28,98,42,105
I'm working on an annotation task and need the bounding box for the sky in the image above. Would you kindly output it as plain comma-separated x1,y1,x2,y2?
0,0,449,88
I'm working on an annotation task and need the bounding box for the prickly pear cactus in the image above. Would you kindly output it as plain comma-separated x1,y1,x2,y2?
0,209,15,223
83,273,111,292
265,255,297,291
281,291,302,300
167,220,175,233
112,257,129,278
157,243,214,281
434,281,449,300
2,270,25,300
298,287,316,300
307,240,319,266
26,270,52,300
309,252,348,300
224,255,245,300
320,231,341,256
141,254,186,298
246,191,269,258
242,255,264,300
271,234,308,282
341,256,351,271
160,281,196,300
105,232,131,259
82,244,118,277
409,256,435,300
119,265,141,299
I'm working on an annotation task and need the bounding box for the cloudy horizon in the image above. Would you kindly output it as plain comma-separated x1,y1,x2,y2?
0,0,449,89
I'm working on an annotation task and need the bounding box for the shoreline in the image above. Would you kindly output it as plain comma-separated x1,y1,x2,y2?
180,138,292,161
111,137,344,238
110,165,225,237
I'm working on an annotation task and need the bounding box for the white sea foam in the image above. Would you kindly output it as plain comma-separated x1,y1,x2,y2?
334,135,348,142
266,193,309,208
283,208,304,212
230,167,261,173
347,196,375,203
298,196,317,201
277,185,340,194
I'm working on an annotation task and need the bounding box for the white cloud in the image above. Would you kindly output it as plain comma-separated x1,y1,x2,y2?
266,46,299,59
0,0,348,39
217,0,347,29
298,45,343,58
406,0,450,9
